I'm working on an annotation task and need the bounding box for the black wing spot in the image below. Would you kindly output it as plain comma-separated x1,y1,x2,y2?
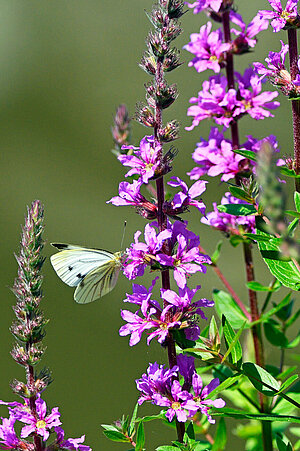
68,266,73,271
77,273,83,279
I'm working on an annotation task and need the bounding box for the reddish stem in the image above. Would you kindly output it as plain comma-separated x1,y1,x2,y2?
288,28,300,192
154,57,185,443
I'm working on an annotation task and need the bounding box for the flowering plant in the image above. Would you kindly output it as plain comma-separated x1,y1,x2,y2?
2,0,300,450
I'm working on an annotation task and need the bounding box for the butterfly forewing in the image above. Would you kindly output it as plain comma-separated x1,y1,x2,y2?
50,244,115,287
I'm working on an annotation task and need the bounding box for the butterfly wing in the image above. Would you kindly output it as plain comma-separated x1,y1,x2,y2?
74,259,121,304
50,244,114,288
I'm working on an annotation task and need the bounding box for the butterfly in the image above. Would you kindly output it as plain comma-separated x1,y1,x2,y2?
50,243,124,304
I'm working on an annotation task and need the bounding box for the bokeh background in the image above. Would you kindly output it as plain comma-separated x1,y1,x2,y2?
0,1,297,449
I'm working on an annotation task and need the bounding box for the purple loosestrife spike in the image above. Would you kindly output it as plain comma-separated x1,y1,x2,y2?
258,0,300,32
183,22,231,73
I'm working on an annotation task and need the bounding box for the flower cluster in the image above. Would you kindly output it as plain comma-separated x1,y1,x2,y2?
201,192,256,235
0,396,91,450
186,69,279,131
258,0,299,33
136,358,225,424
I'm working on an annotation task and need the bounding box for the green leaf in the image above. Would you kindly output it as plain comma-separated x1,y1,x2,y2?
129,403,139,436
207,375,241,400
256,221,300,291
210,407,300,423
246,281,279,292
255,293,292,325
213,290,249,329
211,418,227,451
211,240,223,265
102,430,130,443
136,412,166,423
221,316,245,366
263,321,289,348
242,362,280,396
229,234,245,247
229,186,254,203
243,233,272,242
276,433,293,451
280,167,300,178
286,308,300,328
186,422,195,440
232,148,257,162
287,332,300,349
156,447,179,451
135,422,145,451
287,218,299,235
295,192,300,212
217,203,256,216
285,210,300,219
278,375,298,393
278,366,297,381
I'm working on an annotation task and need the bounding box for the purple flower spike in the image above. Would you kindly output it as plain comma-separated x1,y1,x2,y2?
259,0,298,32
136,362,178,405
119,135,162,184
167,176,207,214
184,22,231,74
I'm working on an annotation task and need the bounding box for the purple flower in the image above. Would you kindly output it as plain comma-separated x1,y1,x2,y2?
118,135,162,184
230,12,269,52
10,396,61,441
236,68,280,120
157,228,210,288
167,177,207,214
259,0,298,32
201,192,256,234
123,223,171,279
184,22,231,73
188,127,245,182
136,362,178,405
192,374,226,423
119,308,161,346
55,427,91,450
0,416,30,450
159,380,199,423
186,75,239,130
186,0,223,13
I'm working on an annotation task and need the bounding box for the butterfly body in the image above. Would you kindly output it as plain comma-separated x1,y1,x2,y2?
50,243,124,303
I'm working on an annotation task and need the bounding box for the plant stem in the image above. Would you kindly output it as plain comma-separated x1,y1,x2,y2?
221,10,273,450
288,28,300,192
154,57,185,443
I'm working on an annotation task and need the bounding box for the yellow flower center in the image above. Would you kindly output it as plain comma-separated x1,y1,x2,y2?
281,10,290,20
209,55,218,61
36,420,46,429
242,100,252,110
171,402,181,410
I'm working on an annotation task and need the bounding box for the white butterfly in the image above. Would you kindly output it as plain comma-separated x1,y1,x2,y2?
50,243,124,304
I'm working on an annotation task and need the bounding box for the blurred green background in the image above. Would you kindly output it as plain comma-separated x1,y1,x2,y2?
0,1,297,449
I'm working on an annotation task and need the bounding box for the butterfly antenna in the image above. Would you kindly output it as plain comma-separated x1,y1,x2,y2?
120,221,127,249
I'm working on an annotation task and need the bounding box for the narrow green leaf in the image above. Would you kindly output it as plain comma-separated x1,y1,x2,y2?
278,366,297,381
129,403,139,436
286,308,300,328
278,375,298,393
210,407,300,423
217,203,256,216
135,412,166,423
295,192,300,212
211,240,223,265
242,362,280,396
213,290,249,329
287,218,299,235
135,422,145,451
229,186,254,203
221,318,246,366
285,210,300,219
280,167,300,178
103,430,130,443
207,375,241,400
156,447,179,451
211,418,227,451
263,321,289,348
232,148,257,162
256,223,300,291
257,293,291,324
276,433,293,451
246,281,277,292
243,233,272,242
287,333,300,349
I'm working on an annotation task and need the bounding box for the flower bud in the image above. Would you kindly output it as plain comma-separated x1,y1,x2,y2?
162,48,182,72
159,120,180,141
135,103,156,127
